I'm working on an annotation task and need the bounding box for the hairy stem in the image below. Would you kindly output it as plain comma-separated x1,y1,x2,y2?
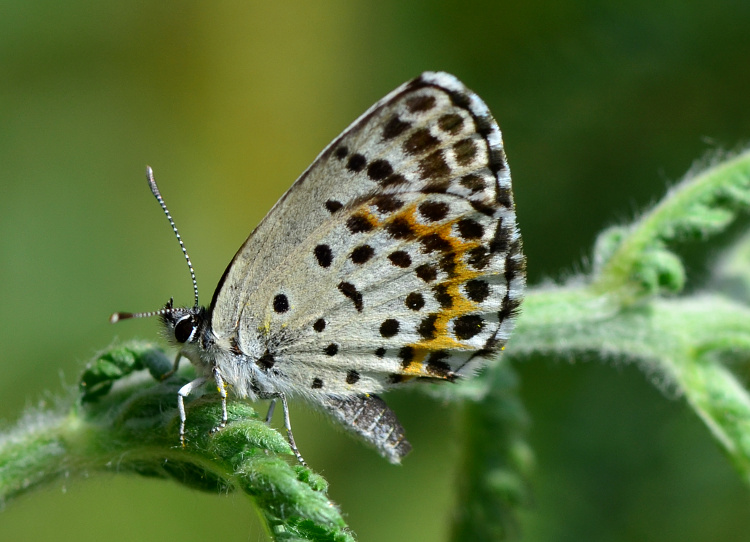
0,343,353,542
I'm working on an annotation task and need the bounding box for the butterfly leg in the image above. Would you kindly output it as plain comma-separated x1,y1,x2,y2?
264,399,277,424
159,352,182,381
177,375,208,446
211,367,228,433
278,393,307,467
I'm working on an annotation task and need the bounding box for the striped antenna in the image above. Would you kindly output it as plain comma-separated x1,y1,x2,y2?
110,305,175,323
110,166,200,324
145,166,199,308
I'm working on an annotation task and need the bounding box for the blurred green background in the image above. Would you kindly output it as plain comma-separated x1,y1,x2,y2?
2,2,750,541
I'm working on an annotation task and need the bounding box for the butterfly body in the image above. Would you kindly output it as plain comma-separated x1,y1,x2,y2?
118,72,525,465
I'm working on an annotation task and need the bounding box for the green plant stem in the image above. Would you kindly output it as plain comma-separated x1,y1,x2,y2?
450,361,532,542
593,148,750,299
509,286,750,482
0,410,70,506
0,343,353,542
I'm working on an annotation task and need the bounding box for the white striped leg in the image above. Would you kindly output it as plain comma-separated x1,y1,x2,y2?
278,393,307,467
177,375,208,447
211,367,228,433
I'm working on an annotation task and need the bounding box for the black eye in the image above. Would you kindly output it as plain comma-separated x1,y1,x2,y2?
174,316,195,343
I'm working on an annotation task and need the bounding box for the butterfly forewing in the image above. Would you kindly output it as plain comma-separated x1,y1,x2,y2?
210,72,525,399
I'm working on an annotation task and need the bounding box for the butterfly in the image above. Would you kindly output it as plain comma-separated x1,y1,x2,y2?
111,72,526,466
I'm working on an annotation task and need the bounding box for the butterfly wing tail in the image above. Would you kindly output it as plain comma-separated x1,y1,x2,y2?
322,394,412,464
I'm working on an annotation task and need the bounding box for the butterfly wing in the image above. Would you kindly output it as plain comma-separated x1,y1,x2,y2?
209,72,525,400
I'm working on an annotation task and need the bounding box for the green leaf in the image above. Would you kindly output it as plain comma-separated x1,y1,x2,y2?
1,342,354,542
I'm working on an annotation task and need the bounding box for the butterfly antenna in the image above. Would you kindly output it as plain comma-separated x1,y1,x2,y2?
109,302,176,324
145,166,200,309
110,167,200,324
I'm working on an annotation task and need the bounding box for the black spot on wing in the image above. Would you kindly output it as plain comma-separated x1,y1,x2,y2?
439,253,457,277
382,115,411,140
465,279,490,302
454,314,484,340
380,319,400,337
433,283,453,308
438,113,464,134
457,218,484,240
417,314,438,340
418,201,449,222
388,250,411,268
338,281,363,312
386,217,415,240
467,245,490,269
406,94,436,112
346,370,360,384
404,129,440,155
420,233,451,253
470,199,497,217
325,199,343,213
346,213,375,234
371,194,404,214
347,153,366,172
416,263,438,282
419,150,451,180
421,179,451,194
453,138,478,166
314,244,333,268
405,292,425,310
460,174,485,193
273,294,289,313
398,346,414,366
367,159,393,181
350,244,375,264
426,351,453,379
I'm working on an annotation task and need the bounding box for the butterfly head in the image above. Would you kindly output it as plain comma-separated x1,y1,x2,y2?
110,298,207,345
158,298,207,347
